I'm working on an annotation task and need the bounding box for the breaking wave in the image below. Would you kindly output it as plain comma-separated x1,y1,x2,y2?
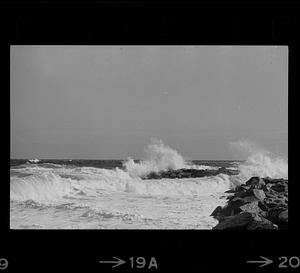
11,172,76,203
123,139,186,177
230,140,288,182
10,165,232,205
123,139,218,178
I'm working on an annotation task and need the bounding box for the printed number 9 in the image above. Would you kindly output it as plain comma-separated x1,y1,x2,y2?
0,258,8,270
136,257,146,268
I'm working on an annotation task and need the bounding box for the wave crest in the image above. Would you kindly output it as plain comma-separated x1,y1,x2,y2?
10,172,75,203
10,166,233,204
124,139,197,177
230,140,288,181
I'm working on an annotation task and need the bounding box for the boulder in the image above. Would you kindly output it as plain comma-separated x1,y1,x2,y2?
213,209,277,230
239,201,261,214
278,210,288,229
241,185,252,190
264,195,287,209
253,189,266,201
265,190,277,198
241,195,259,203
267,206,287,224
142,167,241,179
258,201,269,211
146,172,160,179
213,212,254,230
245,176,265,188
211,176,288,230
247,220,278,230
271,182,288,193
278,209,288,221
214,199,244,217
264,199,281,209
233,189,253,199
218,167,227,172
210,206,223,217
263,178,288,187
224,189,236,194
265,183,273,191
245,176,260,186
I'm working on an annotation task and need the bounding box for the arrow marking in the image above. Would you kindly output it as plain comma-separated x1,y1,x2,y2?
247,256,273,267
99,257,126,268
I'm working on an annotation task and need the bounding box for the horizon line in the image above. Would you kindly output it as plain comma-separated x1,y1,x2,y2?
10,158,245,161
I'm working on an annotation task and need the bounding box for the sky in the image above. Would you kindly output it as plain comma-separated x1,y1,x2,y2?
10,46,288,160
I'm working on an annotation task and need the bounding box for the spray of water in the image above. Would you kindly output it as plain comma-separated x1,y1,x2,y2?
123,139,187,177
230,139,288,181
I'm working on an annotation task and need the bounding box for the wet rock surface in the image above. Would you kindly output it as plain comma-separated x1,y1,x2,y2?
142,167,239,179
211,176,288,230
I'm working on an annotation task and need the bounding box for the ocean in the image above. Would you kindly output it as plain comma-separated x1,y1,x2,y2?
10,141,288,229
10,158,242,229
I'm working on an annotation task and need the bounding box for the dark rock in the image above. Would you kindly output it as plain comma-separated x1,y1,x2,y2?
264,194,287,209
267,206,287,224
271,182,288,193
240,185,252,191
278,210,288,229
169,172,178,179
265,191,277,198
233,184,251,192
213,209,277,230
260,184,268,192
146,172,160,179
265,183,273,191
214,199,244,217
241,195,259,203
258,201,269,211
213,212,254,230
218,167,227,172
263,178,288,185
211,176,288,230
210,206,223,217
224,189,236,194
245,176,265,188
264,198,282,209
247,220,278,230
230,196,243,202
227,188,252,200
278,210,288,221
212,194,265,220
142,167,240,180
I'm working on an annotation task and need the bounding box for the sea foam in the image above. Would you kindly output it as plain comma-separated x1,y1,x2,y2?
230,139,288,182
123,139,217,177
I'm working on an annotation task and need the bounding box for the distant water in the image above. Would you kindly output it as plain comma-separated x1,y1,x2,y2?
10,159,240,229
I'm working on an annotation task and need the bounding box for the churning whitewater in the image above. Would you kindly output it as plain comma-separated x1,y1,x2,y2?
10,140,288,229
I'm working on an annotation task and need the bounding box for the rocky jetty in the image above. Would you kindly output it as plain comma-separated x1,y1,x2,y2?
142,167,239,179
211,176,288,230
